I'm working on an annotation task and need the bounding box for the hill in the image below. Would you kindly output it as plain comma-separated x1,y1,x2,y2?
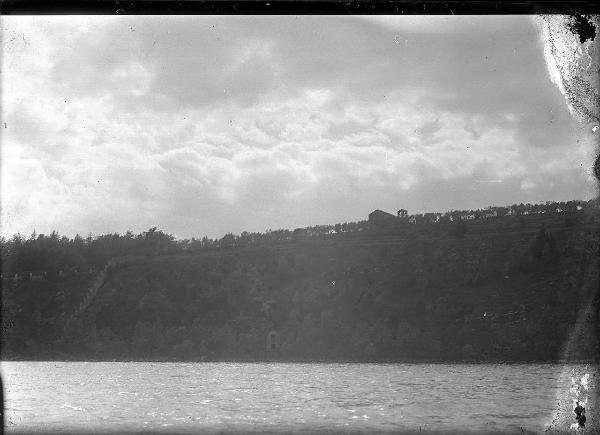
1,200,598,362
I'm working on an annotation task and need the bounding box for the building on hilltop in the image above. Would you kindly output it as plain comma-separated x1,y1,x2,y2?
368,209,398,228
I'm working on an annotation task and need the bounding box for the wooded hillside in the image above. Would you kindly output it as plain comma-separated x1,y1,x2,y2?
2,200,598,362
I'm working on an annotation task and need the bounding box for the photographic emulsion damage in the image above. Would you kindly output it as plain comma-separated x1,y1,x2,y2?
1,13,599,435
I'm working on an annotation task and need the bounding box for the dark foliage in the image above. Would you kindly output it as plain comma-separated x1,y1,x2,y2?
1,200,598,362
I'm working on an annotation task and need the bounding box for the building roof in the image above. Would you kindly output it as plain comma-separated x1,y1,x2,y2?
369,209,396,218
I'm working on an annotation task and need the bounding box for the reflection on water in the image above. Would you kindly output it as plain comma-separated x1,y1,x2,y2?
0,362,586,433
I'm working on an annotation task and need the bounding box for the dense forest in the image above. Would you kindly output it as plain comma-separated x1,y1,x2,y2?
1,199,599,362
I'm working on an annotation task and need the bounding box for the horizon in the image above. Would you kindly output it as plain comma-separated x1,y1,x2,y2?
2,197,592,242
1,16,598,240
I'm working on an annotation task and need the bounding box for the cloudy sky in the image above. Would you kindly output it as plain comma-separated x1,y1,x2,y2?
1,16,597,239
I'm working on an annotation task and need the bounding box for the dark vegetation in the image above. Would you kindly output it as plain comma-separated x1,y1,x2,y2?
1,199,598,362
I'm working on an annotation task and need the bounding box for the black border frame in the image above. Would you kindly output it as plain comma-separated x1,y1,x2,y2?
1,0,599,15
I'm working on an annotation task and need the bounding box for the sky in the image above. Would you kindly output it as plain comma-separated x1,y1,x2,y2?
1,15,597,239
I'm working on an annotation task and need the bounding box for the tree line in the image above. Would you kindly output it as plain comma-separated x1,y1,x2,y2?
2,199,595,280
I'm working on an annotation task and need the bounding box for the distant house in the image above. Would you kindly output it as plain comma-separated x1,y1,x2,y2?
408,215,417,224
266,330,278,352
368,209,397,227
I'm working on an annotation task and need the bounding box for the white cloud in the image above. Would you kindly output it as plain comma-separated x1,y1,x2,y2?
1,16,596,239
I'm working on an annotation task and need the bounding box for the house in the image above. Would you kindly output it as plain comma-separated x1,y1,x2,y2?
408,215,417,224
368,209,397,227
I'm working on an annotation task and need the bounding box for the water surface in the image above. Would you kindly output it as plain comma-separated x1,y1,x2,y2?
1,362,575,433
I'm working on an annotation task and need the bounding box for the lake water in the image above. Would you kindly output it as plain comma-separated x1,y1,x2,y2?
1,362,594,434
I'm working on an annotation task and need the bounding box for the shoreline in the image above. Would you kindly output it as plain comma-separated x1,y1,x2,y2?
2,358,598,364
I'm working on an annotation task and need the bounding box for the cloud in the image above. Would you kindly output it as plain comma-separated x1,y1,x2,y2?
1,16,596,239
